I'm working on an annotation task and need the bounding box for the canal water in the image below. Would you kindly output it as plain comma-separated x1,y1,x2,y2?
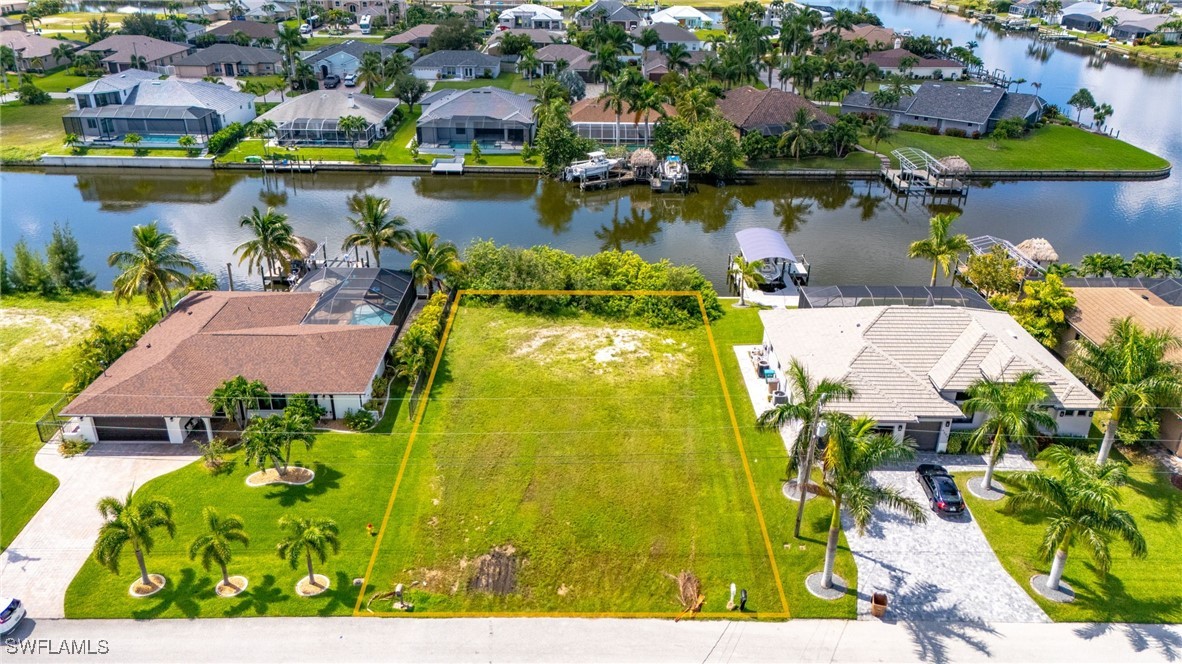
2,1,1179,291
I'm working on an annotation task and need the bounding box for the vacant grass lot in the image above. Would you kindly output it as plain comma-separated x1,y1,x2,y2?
0,99,71,162
29,68,100,93
0,293,150,549
959,452,1182,623
64,431,407,618
866,124,1170,172
747,152,882,171
362,301,856,618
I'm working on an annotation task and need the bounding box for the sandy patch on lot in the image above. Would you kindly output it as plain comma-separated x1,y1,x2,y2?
0,310,91,361
509,325,686,376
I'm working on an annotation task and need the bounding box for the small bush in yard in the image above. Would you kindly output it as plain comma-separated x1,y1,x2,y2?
343,409,375,431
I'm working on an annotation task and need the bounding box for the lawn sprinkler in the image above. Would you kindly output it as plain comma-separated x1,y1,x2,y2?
727,583,738,611
366,523,375,536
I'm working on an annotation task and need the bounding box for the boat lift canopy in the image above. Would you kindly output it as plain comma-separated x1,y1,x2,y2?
735,227,799,263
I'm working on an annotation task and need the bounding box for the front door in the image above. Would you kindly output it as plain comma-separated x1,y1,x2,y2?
463,67,474,79
223,63,235,76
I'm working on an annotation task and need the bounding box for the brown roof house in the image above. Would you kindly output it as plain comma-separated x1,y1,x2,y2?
0,31,75,71
383,23,438,47
60,268,416,444
1057,277,1182,456
862,47,964,79
80,35,191,74
205,20,280,43
832,24,898,48
569,96,677,144
532,43,593,79
716,86,835,136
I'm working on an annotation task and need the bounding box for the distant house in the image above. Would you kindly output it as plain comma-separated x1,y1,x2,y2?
631,22,701,53
498,3,564,30
569,95,675,143
841,82,1045,135
59,276,416,444
416,86,535,149
716,86,834,136
862,47,964,78
412,49,501,80
0,31,74,71
172,44,283,78
305,40,396,79
1110,13,1172,40
533,43,593,78
648,5,712,29
639,49,707,81
382,23,438,48
204,20,280,44
487,27,563,54
62,70,256,145
258,89,400,146
310,0,397,21
758,305,1100,452
1059,1,1104,30
0,0,29,14
836,24,898,48
0,16,24,31
575,0,642,31
80,35,191,74
1057,277,1182,457
1008,0,1042,18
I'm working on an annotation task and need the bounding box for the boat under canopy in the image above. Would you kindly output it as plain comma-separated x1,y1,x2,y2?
732,228,810,308
736,227,799,264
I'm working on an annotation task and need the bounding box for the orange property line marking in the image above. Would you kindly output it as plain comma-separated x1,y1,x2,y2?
354,290,789,619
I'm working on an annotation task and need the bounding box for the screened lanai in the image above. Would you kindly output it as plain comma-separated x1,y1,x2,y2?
293,267,416,328
799,285,993,309
62,104,220,143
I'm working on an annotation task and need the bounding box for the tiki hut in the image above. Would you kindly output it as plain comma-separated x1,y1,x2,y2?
293,235,319,261
938,155,972,175
1015,237,1059,268
629,148,658,178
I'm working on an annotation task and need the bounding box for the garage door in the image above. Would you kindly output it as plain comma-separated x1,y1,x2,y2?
907,420,943,451
93,416,169,442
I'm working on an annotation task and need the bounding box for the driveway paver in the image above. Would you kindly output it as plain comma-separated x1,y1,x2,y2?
0,442,198,619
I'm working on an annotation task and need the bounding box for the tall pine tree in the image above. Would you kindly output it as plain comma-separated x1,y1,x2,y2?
10,238,53,295
46,222,95,292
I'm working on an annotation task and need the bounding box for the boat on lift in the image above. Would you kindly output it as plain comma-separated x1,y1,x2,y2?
651,155,689,192
563,151,619,181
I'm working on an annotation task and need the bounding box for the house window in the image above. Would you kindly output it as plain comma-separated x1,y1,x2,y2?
86,119,97,129
953,391,970,402
257,394,288,410
455,127,466,135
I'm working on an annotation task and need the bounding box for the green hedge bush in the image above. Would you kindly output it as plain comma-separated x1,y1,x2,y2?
207,122,247,155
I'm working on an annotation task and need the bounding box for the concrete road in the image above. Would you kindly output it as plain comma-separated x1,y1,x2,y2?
0,443,199,619
4,617,1180,663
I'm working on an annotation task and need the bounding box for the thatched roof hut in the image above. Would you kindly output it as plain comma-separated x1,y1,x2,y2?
1015,237,1059,266
938,155,972,174
630,148,657,170
293,236,319,259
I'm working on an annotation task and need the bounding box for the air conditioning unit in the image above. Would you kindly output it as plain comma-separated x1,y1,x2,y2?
772,390,788,405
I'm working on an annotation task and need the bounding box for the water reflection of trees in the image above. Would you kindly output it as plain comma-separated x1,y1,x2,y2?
1026,43,1054,63
72,171,238,210
595,208,661,251
411,175,538,201
534,179,580,234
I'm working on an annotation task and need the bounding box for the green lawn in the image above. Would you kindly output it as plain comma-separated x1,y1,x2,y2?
0,293,151,550
47,147,200,158
29,68,100,93
360,301,855,617
747,152,881,171
0,99,71,162
64,431,410,618
432,72,536,95
959,452,1182,623
864,124,1170,172
302,36,385,50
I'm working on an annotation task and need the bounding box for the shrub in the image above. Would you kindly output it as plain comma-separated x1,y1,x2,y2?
991,116,1028,139
944,430,974,455
206,122,248,155
343,409,375,431
18,83,50,105
59,439,91,457
197,437,229,471
391,292,449,380
286,393,327,423
943,128,967,138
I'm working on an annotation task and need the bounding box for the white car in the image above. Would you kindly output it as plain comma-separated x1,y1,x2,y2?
343,73,357,87
299,23,311,35
0,598,26,636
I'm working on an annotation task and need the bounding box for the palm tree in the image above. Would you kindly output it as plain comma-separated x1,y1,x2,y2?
777,107,817,160
757,358,855,538
863,114,892,151
1005,446,1147,594
242,415,287,475
108,223,196,311
518,48,540,80
1069,318,1182,466
963,371,1058,495
341,194,409,268
665,43,692,73
598,76,629,145
907,213,973,287
406,230,460,296
235,206,300,280
208,375,270,429
276,24,307,84
188,507,250,590
356,51,384,94
276,516,340,589
247,119,277,156
629,82,665,146
728,256,764,306
177,134,197,152
93,492,176,588
50,43,75,66
338,114,368,159
124,133,143,149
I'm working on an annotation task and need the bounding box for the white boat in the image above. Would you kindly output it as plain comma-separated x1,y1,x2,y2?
563,151,620,181
731,228,811,308
651,155,689,192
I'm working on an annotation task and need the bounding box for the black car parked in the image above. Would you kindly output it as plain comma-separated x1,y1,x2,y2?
916,464,965,515
323,74,341,89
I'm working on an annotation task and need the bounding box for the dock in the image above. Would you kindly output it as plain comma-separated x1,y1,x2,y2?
262,161,316,172
579,171,635,190
430,156,465,175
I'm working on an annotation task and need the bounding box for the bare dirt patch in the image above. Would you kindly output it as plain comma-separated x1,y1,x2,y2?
468,544,519,595
508,324,687,377
128,574,167,598
0,310,91,360
245,467,314,487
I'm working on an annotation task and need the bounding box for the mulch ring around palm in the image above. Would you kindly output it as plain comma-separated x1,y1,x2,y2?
129,574,167,598
216,576,249,598
295,574,331,597
245,467,314,487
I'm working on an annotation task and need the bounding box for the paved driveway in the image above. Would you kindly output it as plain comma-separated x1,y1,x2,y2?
0,443,198,619
843,454,1048,624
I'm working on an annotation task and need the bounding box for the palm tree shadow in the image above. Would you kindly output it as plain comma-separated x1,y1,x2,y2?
869,575,999,664
131,567,210,619
226,574,290,616
1125,474,1180,526
264,463,344,507
316,571,360,616
1073,622,1182,661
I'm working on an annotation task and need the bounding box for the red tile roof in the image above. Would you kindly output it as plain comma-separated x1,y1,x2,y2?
570,96,677,123
715,86,835,130
862,48,961,69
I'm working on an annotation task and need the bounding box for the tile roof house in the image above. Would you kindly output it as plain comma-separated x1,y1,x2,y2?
486,27,564,54
1057,278,1182,456
172,44,283,78
631,22,701,53
716,86,835,135
1008,0,1043,17
416,86,536,149
759,306,1100,451
80,35,192,74
861,47,964,78
62,70,256,145
575,0,642,30
412,49,501,80
205,19,280,43
0,31,75,71
838,24,898,47
533,43,593,78
60,270,416,444
258,89,400,146
0,16,26,32
639,49,707,80
648,5,712,29
383,23,438,47
305,40,397,79
497,3,565,30
569,95,676,143
841,81,1045,135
